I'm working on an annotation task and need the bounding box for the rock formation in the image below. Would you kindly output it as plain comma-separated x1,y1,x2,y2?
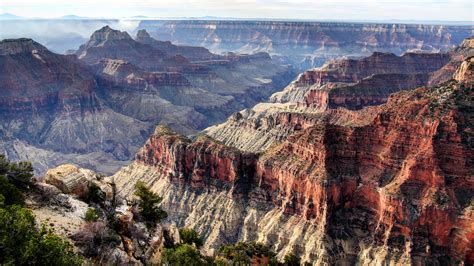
271,52,450,110
45,164,96,198
112,47,474,264
135,29,216,61
2,20,473,264
0,27,293,174
204,43,472,152
0,37,149,174
2,18,472,62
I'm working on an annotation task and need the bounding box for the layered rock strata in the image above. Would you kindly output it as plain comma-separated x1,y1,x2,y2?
84,27,294,132
139,20,473,70
112,57,473,264
0,27,293,174
204,45,471,152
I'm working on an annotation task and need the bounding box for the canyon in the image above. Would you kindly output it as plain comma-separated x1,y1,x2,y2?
112,52,474,264
1,17,473,265
0,26,293,174
109,38,474,264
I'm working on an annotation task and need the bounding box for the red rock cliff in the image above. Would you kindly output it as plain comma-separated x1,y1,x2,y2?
135,59,473,263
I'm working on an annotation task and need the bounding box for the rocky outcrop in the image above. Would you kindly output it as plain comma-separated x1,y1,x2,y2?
113,58,474,264
454,57,473,85
44,164,114,199
28,163,181,265
45,164,95,197
0,38,49,55
76,26,169,69
428,36,474,86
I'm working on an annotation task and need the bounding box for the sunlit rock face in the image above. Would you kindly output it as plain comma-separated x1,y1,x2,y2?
0,27,294,174
271,52,451,109
113,58,473,263
204,42,473,153
138,20,472,70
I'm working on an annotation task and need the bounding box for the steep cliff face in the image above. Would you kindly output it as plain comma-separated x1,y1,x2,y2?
204,46,466,152
113,59,473,264
0,38,96,112
138,20,472,69
76,26,168,68
271,52,450,109
428,36,474,86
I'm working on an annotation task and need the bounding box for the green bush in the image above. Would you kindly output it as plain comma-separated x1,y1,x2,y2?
134,181,167,225
0,155,33,190
84,182,105,204
284,252,301,266
0,205,82,265
162,244,211,265
85,208,99,222
0,175,24,206
217,241,278,265
0,156,82,265
179,228,203,247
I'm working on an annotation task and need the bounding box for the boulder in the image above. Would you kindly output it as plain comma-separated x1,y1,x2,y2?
45,164,95,198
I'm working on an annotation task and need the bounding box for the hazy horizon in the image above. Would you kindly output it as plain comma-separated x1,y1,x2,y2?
1,13,473,25
1,0,473,22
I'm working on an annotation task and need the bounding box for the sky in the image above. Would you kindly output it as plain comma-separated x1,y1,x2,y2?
1,0,473,22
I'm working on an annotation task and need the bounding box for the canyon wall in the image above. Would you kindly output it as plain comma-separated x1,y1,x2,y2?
113,57,474,264
204,44,471,152
139,20,473,69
